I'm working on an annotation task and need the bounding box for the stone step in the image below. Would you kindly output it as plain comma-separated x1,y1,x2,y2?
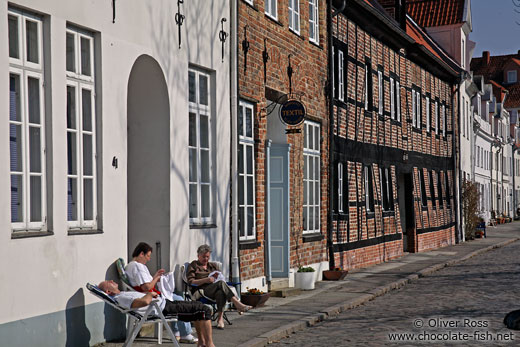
269,278,289,291
269,287,302,298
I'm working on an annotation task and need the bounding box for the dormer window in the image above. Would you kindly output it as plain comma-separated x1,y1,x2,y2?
507,70,517,83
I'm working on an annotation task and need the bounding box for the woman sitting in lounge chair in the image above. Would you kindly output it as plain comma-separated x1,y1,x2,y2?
187,244,251,329
126,242,198,344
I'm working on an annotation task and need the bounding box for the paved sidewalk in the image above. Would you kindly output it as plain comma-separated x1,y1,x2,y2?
101,222,520,347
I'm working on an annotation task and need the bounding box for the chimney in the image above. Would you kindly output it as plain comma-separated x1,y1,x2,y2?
483,51,490,65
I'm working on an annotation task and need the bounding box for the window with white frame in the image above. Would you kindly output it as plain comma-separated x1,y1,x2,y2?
508,70,517,83
396,80,401,122
426,96,430,132
9,8,46,231
390,77,395,120
435,101,439,135
238,101,256,241
338,50,344,101
412,90,416,127
365,65,369,110
378,70,383,115
189,68,213,225
380,167,393,211
442,104,446,137
416,92,421,128
66,26,97,229
288,0,300,33
265,0,277,19
303,121,320,234
337,162,343,213
309,0,319,44
364,165,374,212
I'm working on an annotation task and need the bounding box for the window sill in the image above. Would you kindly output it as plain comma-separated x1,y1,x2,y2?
68,229,103,236
366,212,375,219
309,40,323,49
289,28,304,40
265,14,283,27
239,241,261,250
382,210,395,217
12,230,54,239
333,212,349,221
242,0,258,11
412,127,422,134
190,224,217,230
302,233,324,243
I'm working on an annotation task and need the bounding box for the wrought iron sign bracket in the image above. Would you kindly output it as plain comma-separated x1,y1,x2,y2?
219,18,228,62
262,39,270,84
287,54,294,95
112,0,116,23
175,0,185,49
242,25,250,73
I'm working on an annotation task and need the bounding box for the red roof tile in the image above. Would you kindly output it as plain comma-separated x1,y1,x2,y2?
407,0,465,27
471,52,520,108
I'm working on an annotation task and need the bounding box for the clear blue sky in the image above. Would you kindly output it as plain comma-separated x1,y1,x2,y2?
471,0,520,57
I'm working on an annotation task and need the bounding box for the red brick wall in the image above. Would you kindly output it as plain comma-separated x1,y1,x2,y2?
238,0,329,281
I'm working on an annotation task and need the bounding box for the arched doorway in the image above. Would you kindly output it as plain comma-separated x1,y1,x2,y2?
127,55,170,271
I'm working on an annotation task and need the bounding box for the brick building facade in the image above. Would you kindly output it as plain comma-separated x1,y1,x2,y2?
330,0,460,270
237,0,329,289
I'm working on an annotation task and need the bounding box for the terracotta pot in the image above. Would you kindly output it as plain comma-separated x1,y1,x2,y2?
240,293,270,307
322,270,348,281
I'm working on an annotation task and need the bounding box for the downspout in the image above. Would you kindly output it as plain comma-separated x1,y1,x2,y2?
452,78,462,243
327,0,346,271
230,0,240,291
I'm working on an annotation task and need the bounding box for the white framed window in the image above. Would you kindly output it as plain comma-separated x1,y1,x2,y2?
364,165,374,212
332,47,335,97
416,91,421,129
412,90,416,127
435,101,439,135
9,8,46,231
390,77,395,120
288,0,300,33
338,50,344,101
380,167,393,211
303,121,320,234
189,68,213,225
426,97,430,132
337,162,343,213
265,0,278,20
508,70,517,83
442,104,446,137
396,81,401,122
364,65,369,110
238,101,256,241
309,0,319,44
378,70,383,115
66,27,97,229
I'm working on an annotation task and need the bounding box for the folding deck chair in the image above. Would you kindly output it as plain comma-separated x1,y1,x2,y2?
181,262,239,326
86,283,180,347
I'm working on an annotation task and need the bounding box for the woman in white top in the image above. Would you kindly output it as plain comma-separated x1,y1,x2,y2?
126,242,198,344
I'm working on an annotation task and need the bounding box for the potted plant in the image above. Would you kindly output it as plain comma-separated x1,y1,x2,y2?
322,267,348,281
295,266,316,290
240,287,270,308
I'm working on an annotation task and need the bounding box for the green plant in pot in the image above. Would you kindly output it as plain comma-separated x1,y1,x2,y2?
295,266,316,290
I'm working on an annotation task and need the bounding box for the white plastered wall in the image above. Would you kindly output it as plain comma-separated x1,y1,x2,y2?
0,0,230,325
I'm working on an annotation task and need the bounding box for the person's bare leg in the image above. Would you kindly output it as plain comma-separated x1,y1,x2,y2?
193,321,206,347
197,320,214,347
216,311,225,328
231,296,251,312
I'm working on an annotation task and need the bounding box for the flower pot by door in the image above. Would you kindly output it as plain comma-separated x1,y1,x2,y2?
295,271,315,290
240,293,270,307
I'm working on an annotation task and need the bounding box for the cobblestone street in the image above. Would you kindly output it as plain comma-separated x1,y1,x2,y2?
271,239,520,347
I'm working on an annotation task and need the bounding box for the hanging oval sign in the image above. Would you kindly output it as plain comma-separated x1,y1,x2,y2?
279,99,306,126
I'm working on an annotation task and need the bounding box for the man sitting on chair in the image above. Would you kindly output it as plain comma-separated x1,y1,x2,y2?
98,280,214,347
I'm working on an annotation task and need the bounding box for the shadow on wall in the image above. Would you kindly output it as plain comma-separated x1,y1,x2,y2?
103,262,126,341
65,289,91,347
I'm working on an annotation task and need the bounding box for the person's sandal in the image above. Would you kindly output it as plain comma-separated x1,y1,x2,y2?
216,321,225,330
179,334,199,344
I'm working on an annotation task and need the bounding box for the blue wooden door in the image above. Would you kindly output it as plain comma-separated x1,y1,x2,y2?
269,144,290,278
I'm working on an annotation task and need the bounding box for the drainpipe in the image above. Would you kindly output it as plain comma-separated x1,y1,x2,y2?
327,0,346,271
230,0,240,292
452,77,462,243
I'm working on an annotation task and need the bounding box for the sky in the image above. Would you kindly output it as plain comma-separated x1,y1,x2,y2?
470,0,520,57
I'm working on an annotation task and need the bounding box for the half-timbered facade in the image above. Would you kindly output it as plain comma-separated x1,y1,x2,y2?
330,0,461,270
